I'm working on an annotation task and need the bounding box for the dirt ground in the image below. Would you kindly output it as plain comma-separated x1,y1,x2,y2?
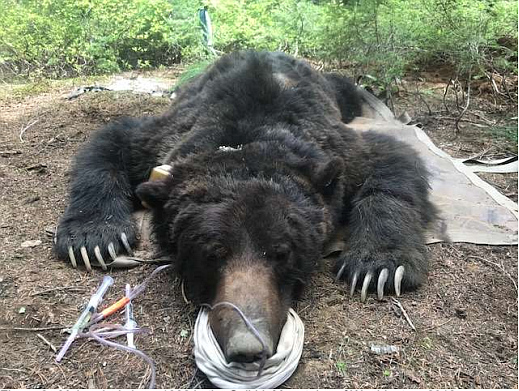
0,66,517,389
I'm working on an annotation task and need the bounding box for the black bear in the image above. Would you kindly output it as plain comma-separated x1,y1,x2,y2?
55,51,438,363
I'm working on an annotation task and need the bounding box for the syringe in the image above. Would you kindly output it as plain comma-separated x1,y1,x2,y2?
56,275,114,362
124,284,138,348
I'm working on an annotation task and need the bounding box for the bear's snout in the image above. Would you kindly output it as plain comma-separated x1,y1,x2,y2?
225,322,274,363
208,261,288,363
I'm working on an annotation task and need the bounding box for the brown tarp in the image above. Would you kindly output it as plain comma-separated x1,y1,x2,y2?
349,88,518,245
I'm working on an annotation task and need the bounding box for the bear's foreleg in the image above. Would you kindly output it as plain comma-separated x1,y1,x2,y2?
336,132,437,301
54,119,153,270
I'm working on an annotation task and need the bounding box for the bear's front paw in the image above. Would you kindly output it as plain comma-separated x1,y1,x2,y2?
335,250,427,302
54,214,136,271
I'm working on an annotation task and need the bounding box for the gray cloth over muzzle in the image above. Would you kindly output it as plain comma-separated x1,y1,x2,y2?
193,307,304,389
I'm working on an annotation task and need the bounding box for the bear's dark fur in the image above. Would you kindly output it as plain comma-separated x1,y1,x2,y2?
55,51,437,362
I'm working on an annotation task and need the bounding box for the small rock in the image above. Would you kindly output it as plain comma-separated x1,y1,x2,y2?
21,240,42,248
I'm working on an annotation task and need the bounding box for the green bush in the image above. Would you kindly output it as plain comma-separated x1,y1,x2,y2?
304,0,518,84
0,0,202,77
209,0,517,85
0,0,516,80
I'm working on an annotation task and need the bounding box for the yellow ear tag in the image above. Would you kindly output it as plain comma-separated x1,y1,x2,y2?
149,164,172,181
142,164,172,208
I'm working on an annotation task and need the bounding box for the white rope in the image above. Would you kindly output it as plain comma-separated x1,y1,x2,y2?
193,307,304,389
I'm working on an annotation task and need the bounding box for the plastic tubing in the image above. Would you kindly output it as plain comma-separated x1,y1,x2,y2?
202,301,268,377
85,323,156,389
89,264,171,325
56,275,114,362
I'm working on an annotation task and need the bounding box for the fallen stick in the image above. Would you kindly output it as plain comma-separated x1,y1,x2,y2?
0,326,66,332
31,286,85,296
19,119,40,142
37,333,57,352
391,298,416,331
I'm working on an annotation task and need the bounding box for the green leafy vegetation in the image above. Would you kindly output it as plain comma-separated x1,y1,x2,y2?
489,119,519,145
175,59,213,88
335,360,347,375
0,0,517,82
0,0,198,78
421,336,433,349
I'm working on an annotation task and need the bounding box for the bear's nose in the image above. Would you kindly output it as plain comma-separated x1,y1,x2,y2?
225,329,274,363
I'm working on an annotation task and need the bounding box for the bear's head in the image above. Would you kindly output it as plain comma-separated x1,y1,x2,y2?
136,145,343,363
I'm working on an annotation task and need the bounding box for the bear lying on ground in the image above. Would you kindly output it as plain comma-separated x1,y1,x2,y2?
55,51,438,363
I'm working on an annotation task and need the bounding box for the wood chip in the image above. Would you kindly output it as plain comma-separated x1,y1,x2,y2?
21,240,42,248
404,369,421,384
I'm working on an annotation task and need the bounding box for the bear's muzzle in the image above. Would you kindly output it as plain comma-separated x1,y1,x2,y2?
208,260,288,363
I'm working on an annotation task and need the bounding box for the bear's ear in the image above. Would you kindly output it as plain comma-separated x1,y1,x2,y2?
311,157,343,193
136,180,170,209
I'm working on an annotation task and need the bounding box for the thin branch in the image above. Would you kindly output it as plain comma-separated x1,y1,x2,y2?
454,77,461,112
31,286,85,297
0,326,66,332
416,82,432,116
0,367,28,373
19,119,39,142
468,255,518,292
471,111,496,125
443,77,452,113
436,116,489,128
0,150,21,157
37,333,57,353
455,71,472,133
422,318,453,332
391,298,416,331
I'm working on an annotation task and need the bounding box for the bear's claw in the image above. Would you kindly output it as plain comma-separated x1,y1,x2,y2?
68,246,78,268
360,271,373,302
108,242,117,260
94,245,107,270
120,233,133,256
394,265,404,297
62,233,135,271
80,246,92,272
338,264,406,302
377,268,389,300
349,272,358,297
